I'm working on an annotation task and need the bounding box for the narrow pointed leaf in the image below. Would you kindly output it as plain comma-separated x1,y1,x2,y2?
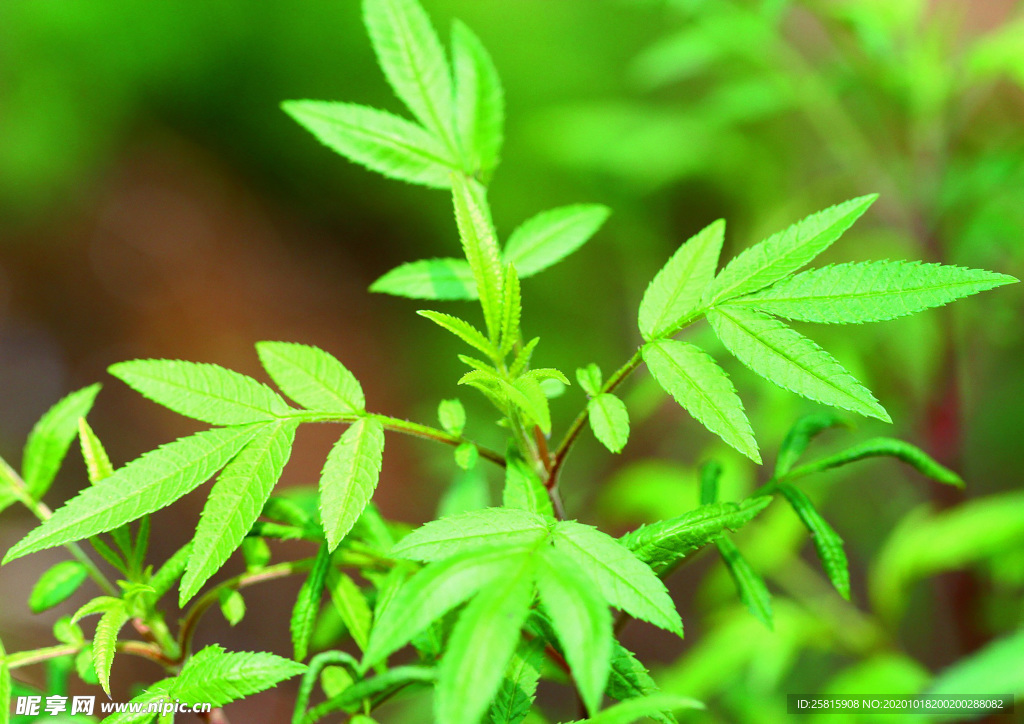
418,310,498,358
511,376,551,435
370,257,477,300
573,695,704,724
638,219,724,340
94,605,129,696
537,549,612,715
327,569,373,652
734,261,1018,324
315,667,435,715
504,205,610,278
180,420,297,603
489,639,545,724
291,543,331,661
553,521,682,634
715,537,772,629
503,455,554,518
436,554,536,724
778,483,849,599
363,0,456,149
170,645,306,707
706,195,877,304
508,337,539,378
452,19,504,177
320,418,386,551
499,263,522,355
109,359,290,425
588,393,630,454
282,101,456,187
699,460,721,505
452,175,505,340
605,642,677,724
642,339,760,463
5,425,262,563
78,418,114,485
784,437,963,487
22,384,101,499
29,561,89,613
775,413,848,476
257,342,365,414
708,306,889,421
621,497,773,574
391,507,549,561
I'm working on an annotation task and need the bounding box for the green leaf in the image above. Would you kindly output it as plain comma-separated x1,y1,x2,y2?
5,425,262,563
391,507,549,561
553,521,682,634
454,442,479,470
170,645,306,707
78,418,114,485
364,546,511,667
715,537,772,629
93,604,129,696
436,553,536,724
438,398,467,436
707,306,890,422
502,454,554,518
418,310,498,358
511,376,552,435
504,205,611,278
22,384,101,499
149,542,192,601
638,219,724,341
642,339,760,463
621,497,773,575
99,679,172,724
283,100,456,187
71,595,120,625
320,418,386,551
774,413,848,477
699,460,721,506
452,175,505,341
705,195,877,304
488,639,545,724
370,258,477,299
572,695,704,724
588,393,630,454
109,359,290,425
29,561,89,613
605,642,677,724
439,468,490,516
576,364,603,397
292,543,331,662
1,636,10,724
733,261,1018,324
499,263,522,355
508,337,539,378
219,589,246,626
925,628,1024,705
313,666,436,717
537,548,612,715
363,0,456,150
327,570,373,653
778,484,849,599
257,341,365,414
180,420,297,604
783,437,963,487
452,19,504,178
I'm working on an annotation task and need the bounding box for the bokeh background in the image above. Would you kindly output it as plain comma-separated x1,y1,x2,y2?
1,0,1022,722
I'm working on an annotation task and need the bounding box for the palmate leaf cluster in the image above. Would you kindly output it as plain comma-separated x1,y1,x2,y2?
0,0,1019,723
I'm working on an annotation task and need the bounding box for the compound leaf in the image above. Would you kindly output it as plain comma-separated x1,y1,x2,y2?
22,384,101,499
735,261,1018,324
170,645,306,708
452,175,505,341
371,257,477,300
778,484,849,599
109,359,290,425
504,205,610,278
642,339,759,463
716,536,772,629
5,425,263,563
282,101,456,188
291,542,331,662
391,507,549,561
489,639,545,724
257,342,365,414
708,306,889,422
638,219,724,341
29,561,89,613
452,19,504,178
588,393,630,454
320,418,386,552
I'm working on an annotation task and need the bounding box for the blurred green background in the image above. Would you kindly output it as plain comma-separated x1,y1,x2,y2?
1,0,1022,722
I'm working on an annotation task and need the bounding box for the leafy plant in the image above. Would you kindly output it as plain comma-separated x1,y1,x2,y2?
0,1,1018,723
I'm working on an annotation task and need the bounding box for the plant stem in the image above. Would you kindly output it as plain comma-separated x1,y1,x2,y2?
6,640,173,670
366,414,505,467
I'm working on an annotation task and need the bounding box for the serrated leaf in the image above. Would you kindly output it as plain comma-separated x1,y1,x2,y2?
569,694,704,724
605,642,677,724
774,413,848,476
170,645,306,707
94,605,129,696
257,341,365,414
639,219,724,340
642,339,760,463
282,100,456,187
363,0,456,150
503,454,554,518
784,436,963,487
327,570,373,652
707,306,890,422
553,521,681,634
150,542,192,601
219,589,246,626
588,394,630,454
22,384,101,499
29,561,89,613
391,507,549,561
537,549,612,715
705,195,877,304
109,359,290,425
320,418,386,551
621,497,773,575
778,484,849,599
504,205,611,278
5,425,262,563
364,546,511,667
292,543,331,662
438,398,467,436
734,261,1018,324
511,376,552,435
715,537,772,629
99,679,172,724
452,19,504,178
576,364,603,397
418,310,498,358
71,596,120,625
436,553,536,724
499,263,522,355
78,418,114,485
508,337,539,378
180,420,297,604
489,639,545,724
452,175,505,341
370,258,477,299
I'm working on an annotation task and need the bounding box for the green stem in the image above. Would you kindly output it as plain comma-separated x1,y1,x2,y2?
6,640,172,670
